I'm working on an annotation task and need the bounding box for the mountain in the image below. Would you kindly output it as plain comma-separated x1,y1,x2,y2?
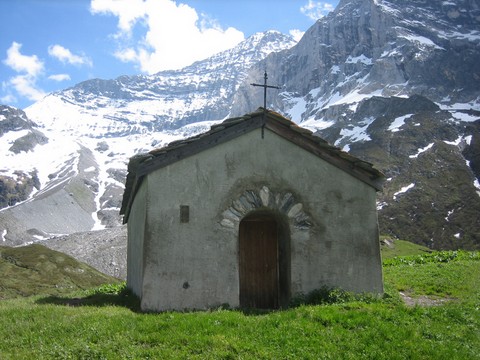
0,0,479,254
26,30,296,138
231,0,480,249
232,0,480,118
0,31,297,245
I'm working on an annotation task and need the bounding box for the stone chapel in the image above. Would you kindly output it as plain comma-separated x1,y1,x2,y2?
120,108,384,312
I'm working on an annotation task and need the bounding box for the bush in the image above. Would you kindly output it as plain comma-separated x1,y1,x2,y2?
84,282,127,296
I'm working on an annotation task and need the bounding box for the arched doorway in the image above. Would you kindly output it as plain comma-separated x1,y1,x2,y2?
239,212,290,309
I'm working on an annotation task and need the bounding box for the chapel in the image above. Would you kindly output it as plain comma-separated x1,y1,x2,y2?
120,108,384,312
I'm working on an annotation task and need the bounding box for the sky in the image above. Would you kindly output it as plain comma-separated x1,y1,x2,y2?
1,0,339,110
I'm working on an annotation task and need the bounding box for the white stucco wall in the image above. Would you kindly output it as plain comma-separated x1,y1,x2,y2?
132,127,383,311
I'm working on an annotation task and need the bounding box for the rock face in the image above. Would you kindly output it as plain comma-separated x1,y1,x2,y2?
231,0,480,117
0,106,45,208
327,95,480,250
228,0,480,250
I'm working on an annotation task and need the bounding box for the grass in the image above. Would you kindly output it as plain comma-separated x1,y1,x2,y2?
0,244,120,299
0,250,479,359
380,236,431,259
384,251,480,301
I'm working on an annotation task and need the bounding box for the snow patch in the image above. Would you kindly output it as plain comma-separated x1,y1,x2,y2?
331,65,341,74
439,99,480,112
102,207,121,211
393,183,415,200
474,178,480,188
474,178,480,198
286,96,307,122
323,88,383,110
388,114,413,132
377,2,401,16
335,116,375,146
444,135,472,146
437,29,480,42
399,33,445,51
409,143,434,159
1,229,6,242
300,119,335,132
377,201,387,210
465,135,473,145
445,209,455,222
450,111,479,123
345,54,373,65
308,87,321,98
381,48,402,58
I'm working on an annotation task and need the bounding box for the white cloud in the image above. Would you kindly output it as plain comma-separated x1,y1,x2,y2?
90,0,245,73
9,75,46,101
48,45,92,67
0,93,17,104
289,29,305,42
90,0,147,34
113,48,137,63
3,42,44,77
300,1,335,21
2,42,46,102
48,74,71,81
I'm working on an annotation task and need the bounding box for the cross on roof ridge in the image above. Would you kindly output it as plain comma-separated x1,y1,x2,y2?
250,71,281,110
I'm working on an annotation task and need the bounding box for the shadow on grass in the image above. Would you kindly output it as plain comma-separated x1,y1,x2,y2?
35,285,397,315
239,308,278,316
35,288,141,312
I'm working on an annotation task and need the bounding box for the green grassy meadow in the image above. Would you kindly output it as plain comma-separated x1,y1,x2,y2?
0,242,479,359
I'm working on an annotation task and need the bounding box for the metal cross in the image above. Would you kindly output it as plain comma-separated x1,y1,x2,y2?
250,71,281,110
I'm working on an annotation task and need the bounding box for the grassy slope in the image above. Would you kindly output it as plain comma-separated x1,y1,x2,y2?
381,237,431,259
0,244,120,299
0,238,425,299
0,249,478,359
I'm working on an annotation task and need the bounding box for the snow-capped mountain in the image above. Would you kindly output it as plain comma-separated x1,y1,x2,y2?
0,31,297,245
27,30,296,138
1,0,479,253
231,0,480,122
229,0,480,250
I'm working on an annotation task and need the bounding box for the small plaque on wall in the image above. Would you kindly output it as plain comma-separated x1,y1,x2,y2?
180,205,189,223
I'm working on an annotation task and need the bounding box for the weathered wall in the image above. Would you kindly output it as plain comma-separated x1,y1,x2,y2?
126,179,147,298
136,127,382,311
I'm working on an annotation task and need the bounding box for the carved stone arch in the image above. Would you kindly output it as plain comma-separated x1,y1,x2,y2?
221,185,311,309
220,185,312,230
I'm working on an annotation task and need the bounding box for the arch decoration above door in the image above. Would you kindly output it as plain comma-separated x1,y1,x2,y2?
220,185,312,230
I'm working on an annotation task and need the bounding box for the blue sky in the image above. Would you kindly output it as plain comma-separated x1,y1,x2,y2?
1,0,338,109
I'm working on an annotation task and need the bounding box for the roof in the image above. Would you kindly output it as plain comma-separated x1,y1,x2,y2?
120,108,384,223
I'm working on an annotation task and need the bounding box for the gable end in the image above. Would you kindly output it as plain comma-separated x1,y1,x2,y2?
120,109,384,224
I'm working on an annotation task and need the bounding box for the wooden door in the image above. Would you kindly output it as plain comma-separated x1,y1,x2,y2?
239,215,279,309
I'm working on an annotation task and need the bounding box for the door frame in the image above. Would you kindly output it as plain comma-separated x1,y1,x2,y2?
238,210,291,309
